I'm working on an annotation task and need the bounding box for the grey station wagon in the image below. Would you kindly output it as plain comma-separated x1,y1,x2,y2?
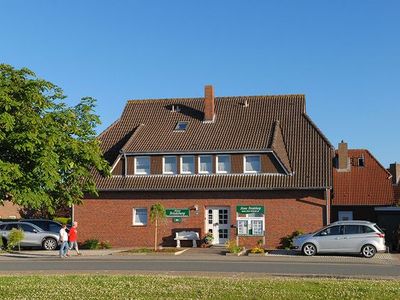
0,221,60,250
292,220,386,258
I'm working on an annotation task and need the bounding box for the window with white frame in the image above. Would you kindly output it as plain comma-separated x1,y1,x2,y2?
135,156,150,175
133,208,147,225
237,212,265,236
198,155,212,174
244,155,261,173
216,155,231,173
163,156,177,174
180,155,195,174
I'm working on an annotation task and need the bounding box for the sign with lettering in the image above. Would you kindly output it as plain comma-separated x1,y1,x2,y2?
172,217,182,223
166,208,190,217
236,205,264,214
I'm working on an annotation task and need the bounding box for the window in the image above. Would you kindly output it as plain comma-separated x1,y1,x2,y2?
19,224,36,233
237,211,265,236
244,155,261,173
180,156,195,174
133,208,148,226
338,211,353,221
358,157,365,167
174,121,189,131
135,156,150,175
344,225,361,235
216,155,231,173
198,155,212,174
318,225,343,236
163,156,177,174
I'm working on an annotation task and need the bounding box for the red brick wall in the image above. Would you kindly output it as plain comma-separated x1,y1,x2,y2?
75,190,326,249
0,201,21,219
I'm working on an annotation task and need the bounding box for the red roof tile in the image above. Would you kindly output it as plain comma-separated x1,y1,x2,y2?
333,150,394,206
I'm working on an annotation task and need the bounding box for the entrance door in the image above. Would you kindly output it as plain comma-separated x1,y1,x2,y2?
205,207,230,245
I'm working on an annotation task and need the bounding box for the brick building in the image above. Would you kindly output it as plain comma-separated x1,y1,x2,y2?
331,142,395,222
0,201,21,219
75,86,333,248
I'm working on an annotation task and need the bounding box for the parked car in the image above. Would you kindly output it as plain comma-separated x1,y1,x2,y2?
292,220,386,258
0,221,59,250
18,219,69,233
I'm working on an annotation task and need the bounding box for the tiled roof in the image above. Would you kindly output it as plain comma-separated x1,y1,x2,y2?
96,94,333,191
333,150,395,206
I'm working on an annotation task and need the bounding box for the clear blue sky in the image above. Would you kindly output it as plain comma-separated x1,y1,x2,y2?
1,1,399,166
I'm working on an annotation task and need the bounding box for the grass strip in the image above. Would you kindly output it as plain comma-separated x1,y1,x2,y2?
0,275,399,299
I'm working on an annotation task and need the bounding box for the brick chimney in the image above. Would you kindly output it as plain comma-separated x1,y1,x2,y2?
337,141,349,171
389,163,400,185
204,85,215,122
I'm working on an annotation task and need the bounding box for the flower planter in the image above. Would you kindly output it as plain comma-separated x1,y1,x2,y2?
225,248,247,256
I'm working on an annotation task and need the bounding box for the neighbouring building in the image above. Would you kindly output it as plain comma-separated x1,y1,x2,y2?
0,201,21,219
331,142,395,228
75,86,333,249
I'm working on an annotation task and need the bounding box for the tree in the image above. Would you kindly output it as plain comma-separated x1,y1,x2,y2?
149,203,166,251
0,64,110,214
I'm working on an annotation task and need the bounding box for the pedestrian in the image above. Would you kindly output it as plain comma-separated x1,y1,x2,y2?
59,224,69,258
68,221,81,256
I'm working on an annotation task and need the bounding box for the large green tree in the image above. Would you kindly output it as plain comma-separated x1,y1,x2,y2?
0,64,110,214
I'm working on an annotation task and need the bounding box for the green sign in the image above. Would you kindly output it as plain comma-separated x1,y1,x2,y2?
172,217,182,223
166,208,190,217
236,205,264,214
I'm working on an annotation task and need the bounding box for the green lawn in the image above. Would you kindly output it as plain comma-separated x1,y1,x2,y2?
0,275,399,299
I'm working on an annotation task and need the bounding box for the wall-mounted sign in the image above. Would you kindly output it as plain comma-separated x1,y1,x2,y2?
166,208,190,217
172,217,182,223
236,205,264,214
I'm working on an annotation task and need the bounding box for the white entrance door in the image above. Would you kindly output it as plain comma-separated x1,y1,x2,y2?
338,211,353,221
205,207,230,245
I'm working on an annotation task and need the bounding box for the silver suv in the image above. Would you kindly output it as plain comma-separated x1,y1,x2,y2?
0,222,60,250
292,220,386,258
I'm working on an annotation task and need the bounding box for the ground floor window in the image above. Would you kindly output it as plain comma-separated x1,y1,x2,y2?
338,211,353,221
133,208,148,225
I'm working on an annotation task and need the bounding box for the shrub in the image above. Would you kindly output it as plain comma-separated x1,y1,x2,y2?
100,240,112,249
82,239,100,250
204,232,214,245
225,240,243,254
250,246,265,254
53,217,71,225
7,228,25,251
279,230,304,249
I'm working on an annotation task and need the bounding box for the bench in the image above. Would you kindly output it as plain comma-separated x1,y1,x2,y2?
174,231,200,248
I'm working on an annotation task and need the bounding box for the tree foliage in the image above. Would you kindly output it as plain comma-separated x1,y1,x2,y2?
0,64,110,213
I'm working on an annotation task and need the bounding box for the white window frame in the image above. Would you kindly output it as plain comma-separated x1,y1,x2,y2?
134,156,150,175
163,156,177,174
244,154,261,173
132,208,148,226
180,155,195,174
198,155,213,174
216,155,231,174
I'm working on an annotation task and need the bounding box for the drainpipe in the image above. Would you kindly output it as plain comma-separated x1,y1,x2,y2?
325,188,331,225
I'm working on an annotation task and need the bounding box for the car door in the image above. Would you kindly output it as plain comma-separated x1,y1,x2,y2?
19,224,40,247
314,225,344,252
341,225,363,252
3,223,20,243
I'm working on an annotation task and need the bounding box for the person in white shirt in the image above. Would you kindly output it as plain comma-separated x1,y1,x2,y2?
59,224,69,258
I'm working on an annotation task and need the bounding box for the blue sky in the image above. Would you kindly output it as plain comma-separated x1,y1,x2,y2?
1,1,399,166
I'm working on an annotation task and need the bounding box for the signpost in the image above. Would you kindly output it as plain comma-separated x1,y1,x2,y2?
166,208,190,218
236,205,264,214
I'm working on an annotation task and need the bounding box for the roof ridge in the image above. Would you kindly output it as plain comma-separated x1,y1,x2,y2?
126,94,306,104
364,149,394,179
98,118,120,139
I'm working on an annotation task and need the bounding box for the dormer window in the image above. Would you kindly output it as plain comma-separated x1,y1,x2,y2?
244,155,261,173
358,157,365,167
175,121,188,131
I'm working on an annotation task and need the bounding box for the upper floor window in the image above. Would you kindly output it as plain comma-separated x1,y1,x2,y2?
181,155,195,174
244,155,261,173
216,155,231,174
135,156,150,175
198,155,212,174
163,156,177,174
174,121,189,131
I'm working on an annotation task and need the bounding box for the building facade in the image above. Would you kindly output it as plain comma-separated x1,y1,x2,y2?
75,86,333,248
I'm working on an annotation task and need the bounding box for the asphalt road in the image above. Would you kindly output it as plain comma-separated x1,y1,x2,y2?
1,256,399,278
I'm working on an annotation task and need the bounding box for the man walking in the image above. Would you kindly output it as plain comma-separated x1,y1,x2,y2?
68,221,81,256
59,224,69,258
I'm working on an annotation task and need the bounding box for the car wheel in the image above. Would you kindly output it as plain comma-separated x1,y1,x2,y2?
361,244,376,258
43,238,58,250
302,243,317,256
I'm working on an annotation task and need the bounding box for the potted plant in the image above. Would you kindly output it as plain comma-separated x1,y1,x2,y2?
203,232,214,246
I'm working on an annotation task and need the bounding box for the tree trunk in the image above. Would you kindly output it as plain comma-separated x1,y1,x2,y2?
154,218,158,251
